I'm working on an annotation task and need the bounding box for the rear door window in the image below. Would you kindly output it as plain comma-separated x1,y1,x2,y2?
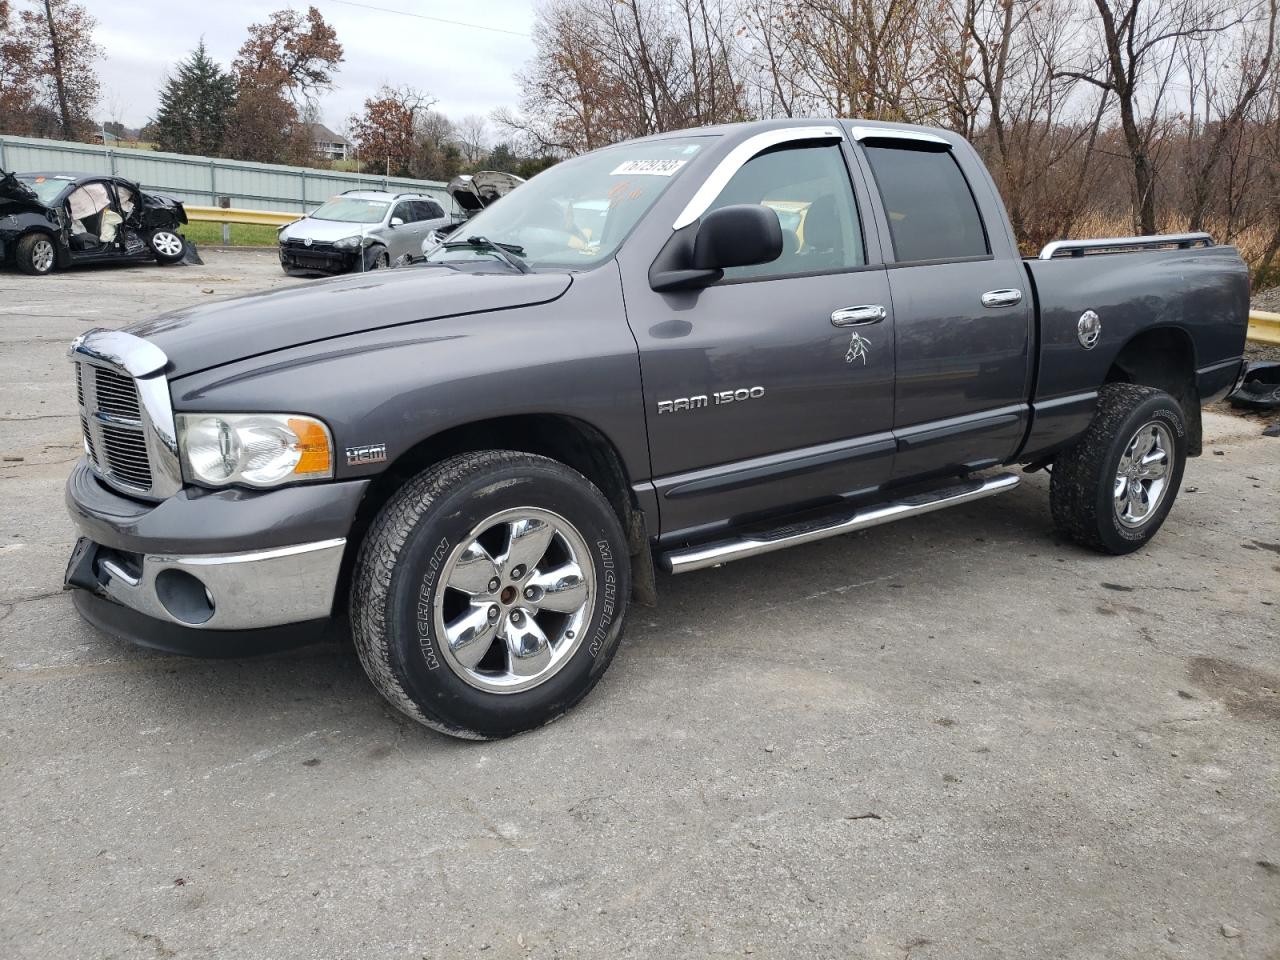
862,144,989,263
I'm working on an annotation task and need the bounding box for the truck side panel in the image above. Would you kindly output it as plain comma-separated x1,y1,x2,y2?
1019,246,1248,461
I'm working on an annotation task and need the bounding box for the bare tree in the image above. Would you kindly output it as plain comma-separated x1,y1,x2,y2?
1061,0,1235,234
453,114,490,166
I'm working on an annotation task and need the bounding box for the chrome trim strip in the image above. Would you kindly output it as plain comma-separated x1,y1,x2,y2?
68,329,167,377
97,538,347,630
1037,232,1212,260
849,125,950,146
672,125,844,230
661,473,1020,574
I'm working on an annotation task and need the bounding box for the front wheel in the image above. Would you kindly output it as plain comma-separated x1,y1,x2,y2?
1050,383,1188,554
148,228,186,264
351,451,631,739
15,233,57,275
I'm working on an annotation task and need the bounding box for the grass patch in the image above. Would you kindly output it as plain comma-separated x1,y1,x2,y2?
182,221,280,247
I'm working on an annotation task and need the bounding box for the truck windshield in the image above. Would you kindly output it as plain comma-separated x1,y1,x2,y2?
309,198,390,223
425,137,706,270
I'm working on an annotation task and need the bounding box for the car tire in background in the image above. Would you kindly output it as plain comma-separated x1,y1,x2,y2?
351,450,631,740
148,228,187,265
364,246,390,271
1050,383,1188,555
15,233,57,275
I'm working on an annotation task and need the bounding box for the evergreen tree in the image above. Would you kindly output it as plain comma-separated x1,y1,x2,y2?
151,41,235,156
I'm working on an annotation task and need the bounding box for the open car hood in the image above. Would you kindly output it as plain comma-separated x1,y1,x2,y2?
448,171,524,215
128,265,572,378
0,169,42,206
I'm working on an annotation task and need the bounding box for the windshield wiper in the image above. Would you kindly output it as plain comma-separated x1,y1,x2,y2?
442,235,530,274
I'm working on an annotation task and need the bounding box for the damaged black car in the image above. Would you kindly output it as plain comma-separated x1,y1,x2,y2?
0,170,196,276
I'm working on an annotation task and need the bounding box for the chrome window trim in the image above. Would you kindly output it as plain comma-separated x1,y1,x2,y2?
672,125,845,230
849,125,951,146
69,328,181,501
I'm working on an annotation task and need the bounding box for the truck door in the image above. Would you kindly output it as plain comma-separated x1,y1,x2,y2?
626,135,897,538
854,133,1033,480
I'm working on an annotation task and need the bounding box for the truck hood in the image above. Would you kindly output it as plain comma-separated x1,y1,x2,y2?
128,266,573,378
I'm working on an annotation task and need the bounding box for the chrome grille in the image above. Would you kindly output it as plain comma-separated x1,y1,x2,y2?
93,367,141,419
74,358,153,494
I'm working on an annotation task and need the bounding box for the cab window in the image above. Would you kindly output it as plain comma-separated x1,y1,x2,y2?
391,201,414,224
862,143,989,262
703,142,865,281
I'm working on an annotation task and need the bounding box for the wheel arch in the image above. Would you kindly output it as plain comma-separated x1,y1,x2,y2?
1104,325,1202,456
339,413,655,610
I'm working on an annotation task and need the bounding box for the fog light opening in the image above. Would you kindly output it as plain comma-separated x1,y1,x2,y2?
155,568,216,625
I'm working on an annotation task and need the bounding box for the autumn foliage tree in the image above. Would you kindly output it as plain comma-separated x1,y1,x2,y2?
223,5,343,163
348,85,437,176
0,0,100,140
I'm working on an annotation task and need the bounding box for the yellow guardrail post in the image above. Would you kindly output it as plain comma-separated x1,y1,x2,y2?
1248,310,1280,346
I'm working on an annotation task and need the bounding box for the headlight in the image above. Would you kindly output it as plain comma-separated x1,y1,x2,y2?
333,235,368,250
177,413,333,488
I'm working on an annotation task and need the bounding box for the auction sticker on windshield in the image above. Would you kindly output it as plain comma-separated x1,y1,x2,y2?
610,159,688,177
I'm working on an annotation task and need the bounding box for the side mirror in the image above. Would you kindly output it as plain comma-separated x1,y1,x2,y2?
693,204,783,270
390,217,404,227
649,204,784,292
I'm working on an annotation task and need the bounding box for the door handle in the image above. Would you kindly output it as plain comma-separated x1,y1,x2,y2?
981,288,1023,308
831,305,886,327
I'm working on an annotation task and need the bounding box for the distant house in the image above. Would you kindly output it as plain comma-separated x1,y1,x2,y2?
310,123,351,162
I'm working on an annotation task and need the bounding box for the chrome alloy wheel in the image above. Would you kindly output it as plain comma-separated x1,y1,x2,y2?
31,238,55,273
1114,420,1173,528
434,507,594,694
151,231,183,257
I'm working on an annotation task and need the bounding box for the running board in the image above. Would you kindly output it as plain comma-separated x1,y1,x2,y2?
660,472,1021,574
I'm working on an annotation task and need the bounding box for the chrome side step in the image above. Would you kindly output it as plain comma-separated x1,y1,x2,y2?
660,472,1020,574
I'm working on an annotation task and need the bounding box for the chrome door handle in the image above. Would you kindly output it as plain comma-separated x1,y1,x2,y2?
831,305,886,327
981,288,1023,308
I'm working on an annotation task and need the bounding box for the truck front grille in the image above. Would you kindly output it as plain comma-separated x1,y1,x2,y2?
74,359,153,494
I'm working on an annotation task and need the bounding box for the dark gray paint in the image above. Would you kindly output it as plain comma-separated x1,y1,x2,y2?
88,117,1246,558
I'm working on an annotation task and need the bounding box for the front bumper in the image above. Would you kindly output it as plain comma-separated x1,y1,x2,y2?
65,533,346,631
279,244,359,273
64,459,369,649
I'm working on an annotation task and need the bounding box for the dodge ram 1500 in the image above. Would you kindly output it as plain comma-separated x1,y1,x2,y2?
63,119,1250,739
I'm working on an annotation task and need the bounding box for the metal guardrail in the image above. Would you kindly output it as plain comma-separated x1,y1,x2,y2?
1249,311,1280,346
185,205,298,228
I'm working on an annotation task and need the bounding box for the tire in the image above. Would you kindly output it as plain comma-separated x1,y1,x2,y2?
15,233,57,275
351,450,631,739
148,228,186,264
365,247,390,270
1050,383,1188,554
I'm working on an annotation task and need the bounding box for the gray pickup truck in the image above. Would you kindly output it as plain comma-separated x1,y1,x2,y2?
63,119,1249,739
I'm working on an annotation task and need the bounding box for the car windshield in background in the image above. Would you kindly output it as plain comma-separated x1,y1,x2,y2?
425,137,707,270
18,175,73,205
309,198,389,223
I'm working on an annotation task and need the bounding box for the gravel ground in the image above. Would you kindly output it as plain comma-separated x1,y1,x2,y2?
1,252,1277,960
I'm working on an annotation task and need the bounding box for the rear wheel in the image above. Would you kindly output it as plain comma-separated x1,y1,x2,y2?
1050,383,1187,554
148,228,186,264
15,234,57,275
351,451,631,739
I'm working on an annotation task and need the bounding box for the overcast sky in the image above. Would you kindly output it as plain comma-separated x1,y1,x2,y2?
85,0,537,134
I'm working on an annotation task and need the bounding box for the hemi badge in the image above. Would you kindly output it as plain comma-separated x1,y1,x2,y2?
345,443,387,466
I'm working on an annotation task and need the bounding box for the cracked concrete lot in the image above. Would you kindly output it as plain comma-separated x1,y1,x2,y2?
1,251,1278,960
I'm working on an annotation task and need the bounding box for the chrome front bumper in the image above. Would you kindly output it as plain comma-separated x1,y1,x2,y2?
67,536,346,630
